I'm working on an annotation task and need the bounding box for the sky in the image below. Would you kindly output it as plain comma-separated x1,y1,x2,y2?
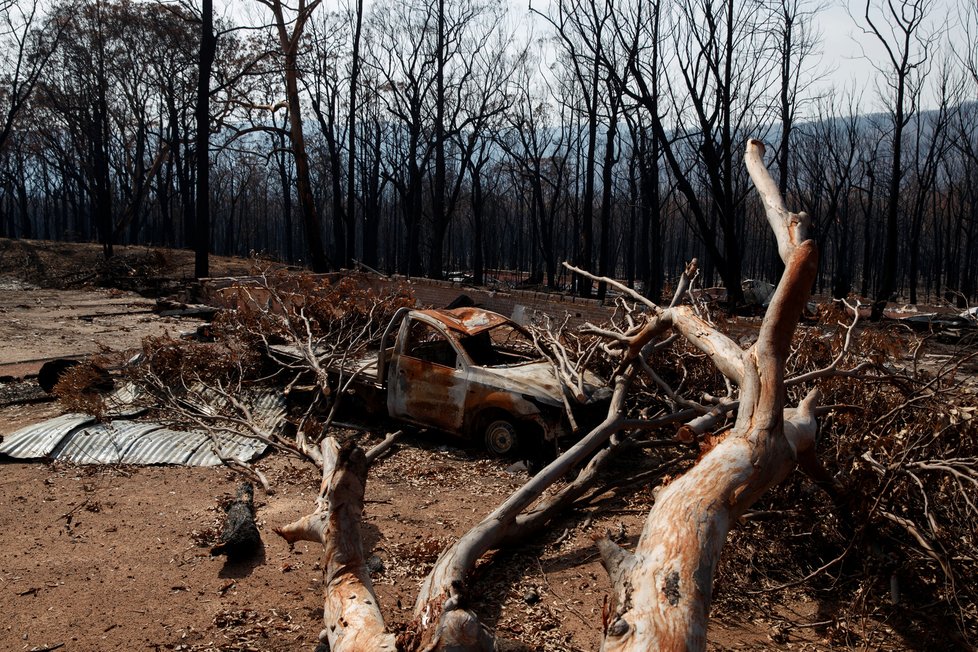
812,0,967,110
227,0,971,113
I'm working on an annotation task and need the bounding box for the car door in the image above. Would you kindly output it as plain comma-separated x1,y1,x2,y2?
387,316,467,433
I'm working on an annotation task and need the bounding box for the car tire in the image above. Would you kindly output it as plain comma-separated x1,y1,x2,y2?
483,418,519,457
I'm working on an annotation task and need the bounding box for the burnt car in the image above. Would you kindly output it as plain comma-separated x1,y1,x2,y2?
278,306,609,460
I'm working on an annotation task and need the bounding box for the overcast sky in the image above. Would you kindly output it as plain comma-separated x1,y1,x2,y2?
235,0,967,113
799,0,962,111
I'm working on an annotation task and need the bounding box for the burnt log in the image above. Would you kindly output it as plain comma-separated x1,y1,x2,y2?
211,483,262,561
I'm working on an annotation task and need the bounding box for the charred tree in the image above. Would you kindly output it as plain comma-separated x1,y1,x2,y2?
261,0,331,273
863,0,934,319
194,0,215,278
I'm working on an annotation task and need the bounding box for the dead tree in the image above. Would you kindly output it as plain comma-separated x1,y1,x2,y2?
275,139,845,650
596,139,819,650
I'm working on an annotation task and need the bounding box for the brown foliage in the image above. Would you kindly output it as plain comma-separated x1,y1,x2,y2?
137,335,264,387
53,361,115,419
717,317,978,645
213,271,414,348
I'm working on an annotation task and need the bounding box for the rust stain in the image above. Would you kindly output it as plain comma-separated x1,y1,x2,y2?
416,308,511,335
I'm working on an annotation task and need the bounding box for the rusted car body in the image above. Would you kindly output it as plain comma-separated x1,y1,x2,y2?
328,307,607,456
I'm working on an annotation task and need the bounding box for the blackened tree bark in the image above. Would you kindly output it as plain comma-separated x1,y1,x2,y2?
360,113,384,270
863,0,933,319
345,0,365,269
194,0,215,278
770,0,821,282
426,0,510,281
273,112,295,263
430,0,447,279
626,110,663,303
797,92,862,300
308,63,346,265
367,0,434,277
90,1,113,259
906,67,952,304
538,0,611,297
501,56,570,289
596,85,620,300
260,0,330,272
772,0,820,200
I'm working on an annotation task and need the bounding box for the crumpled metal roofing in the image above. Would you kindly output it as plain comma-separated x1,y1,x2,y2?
0,413,95,459
0,417,271,466
0,389,284,466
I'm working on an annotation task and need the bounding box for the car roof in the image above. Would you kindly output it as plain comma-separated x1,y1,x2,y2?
417,307,512,336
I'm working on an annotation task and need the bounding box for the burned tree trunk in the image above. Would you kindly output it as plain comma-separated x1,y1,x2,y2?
597,139,819,651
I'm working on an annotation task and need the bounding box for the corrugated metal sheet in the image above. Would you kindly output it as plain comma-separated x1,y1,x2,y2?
0,387,284,466
185,431,269,466
0,413,94,458
249,389,286,432
115,427,215,465
2,420,272,466
1,421,269,466
102,382,144,417
53,421,165,465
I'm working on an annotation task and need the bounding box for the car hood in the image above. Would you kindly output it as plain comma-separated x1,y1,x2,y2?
470,360,608,408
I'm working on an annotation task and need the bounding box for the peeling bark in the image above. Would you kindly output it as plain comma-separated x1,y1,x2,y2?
274,438,395,651
599,140,821,651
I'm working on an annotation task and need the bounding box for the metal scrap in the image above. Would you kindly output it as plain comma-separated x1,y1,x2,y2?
0,416,269,466
0,388,284,466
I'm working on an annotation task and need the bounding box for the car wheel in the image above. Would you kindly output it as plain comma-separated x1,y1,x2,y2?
483,418,519,457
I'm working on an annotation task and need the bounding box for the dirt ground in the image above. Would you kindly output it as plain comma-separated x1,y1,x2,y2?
0,239,917,651
0,239,255,380
0,435,836,652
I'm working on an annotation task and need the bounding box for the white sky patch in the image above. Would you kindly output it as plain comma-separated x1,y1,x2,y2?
814,0,966,112
219,0,968,113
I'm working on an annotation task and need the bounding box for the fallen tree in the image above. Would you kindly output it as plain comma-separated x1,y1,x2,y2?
275,437,397,651
272,139,873,650
593,139,822,650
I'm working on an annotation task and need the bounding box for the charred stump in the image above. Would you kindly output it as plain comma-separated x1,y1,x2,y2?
211,483,262,561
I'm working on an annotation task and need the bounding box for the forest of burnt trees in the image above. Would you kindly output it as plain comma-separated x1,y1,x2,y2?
0,0,977,309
